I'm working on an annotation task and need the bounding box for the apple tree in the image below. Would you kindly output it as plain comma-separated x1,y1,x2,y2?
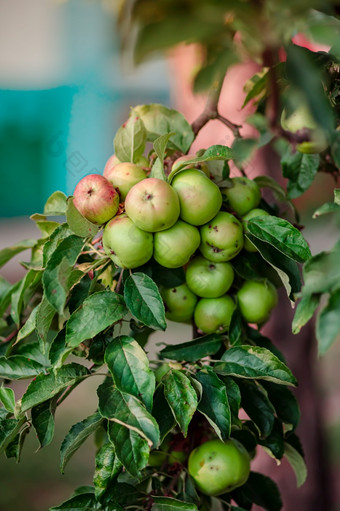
1,1,340,510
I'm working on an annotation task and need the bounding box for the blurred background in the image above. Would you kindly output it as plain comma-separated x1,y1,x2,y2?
0,1,340,510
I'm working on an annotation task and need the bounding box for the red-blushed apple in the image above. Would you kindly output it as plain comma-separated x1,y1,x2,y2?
104,162,147,200
154,220,200,268
242,208,270,252
186,256,234,298
160,283,198,322
125,178,180,232
102,214,153,269
199,211,244,262
221,177,261,216
194,295,235,334
171,169,222,225
188,439,250,496
73,174,119,224
103,154,120,175
237,279,278,324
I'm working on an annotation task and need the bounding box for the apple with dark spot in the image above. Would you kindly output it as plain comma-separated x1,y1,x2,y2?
73,174,119,224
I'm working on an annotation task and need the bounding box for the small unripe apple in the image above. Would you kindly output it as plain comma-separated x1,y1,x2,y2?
73,174,119,224
281,103,328,154
237,279,278,324
103,214,153,269
200,211,244,262
194,295,235,334
171,155,210,177
171,169,222,226
104,162,147,200
160,283,198,322
154,220,200,268
186,256,234,298
221,177,261,216
188,439,250,496
125,178,180,232
242,208,270,252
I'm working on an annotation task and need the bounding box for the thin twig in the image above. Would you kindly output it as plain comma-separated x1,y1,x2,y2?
1,328,18,344
115,269,124,294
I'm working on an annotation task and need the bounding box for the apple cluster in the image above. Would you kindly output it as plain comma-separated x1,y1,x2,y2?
73,155,278,334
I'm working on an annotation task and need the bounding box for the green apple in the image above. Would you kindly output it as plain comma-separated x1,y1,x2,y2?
125,178,180,232
103,214,153,269
188,439,250,496
199,211,244,262
237,279,278,324
186,256,234,298
104,162,147,200
73,174,119,224
154,220,200,268
221,177,261,216
171,169,222,225
242,208,270,252
160,283,198,322
194,295,235,334
281,103,328,154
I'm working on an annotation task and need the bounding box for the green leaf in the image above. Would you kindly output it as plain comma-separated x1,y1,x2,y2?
97,381,160,448
15,340,50,367
43,223,73,267
16,305,38,343
286,44,334,132
43,235,84,314
21,363,89,412
31,398,57,448
114,113,147,163
223,377,241,423
281,149,320,199
93,443,122,499
43,191,67,216
169,144,233,182
316,289,340,355
0,239,37,269
152,387,176,443
30,214,60,238
292,294,320,334
247,216,311,263
259,418,285,460
66,197,101,237
35,294,56,353
214,346,297,386
10,270,41,326
66,291,127,348
0,386,15,413
0,417,25,455
162,370,198,436
254,175,297,218
49,492,97,511
151,132,176,180
5,423,29,462
313,201,340,218
124,272,166,330
236,472,282,511
284,442,307,488
262,382,300,432
98,382,159,477
133,104,194,153
0,355,45,380
231,137,258,167
60,412,103,473
246,235,301,300
302,247,340,295
152,496,198,510
238,381,275,437
160,334,222,362
105,335,155,411
242,69,269,108
195,368,231,441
